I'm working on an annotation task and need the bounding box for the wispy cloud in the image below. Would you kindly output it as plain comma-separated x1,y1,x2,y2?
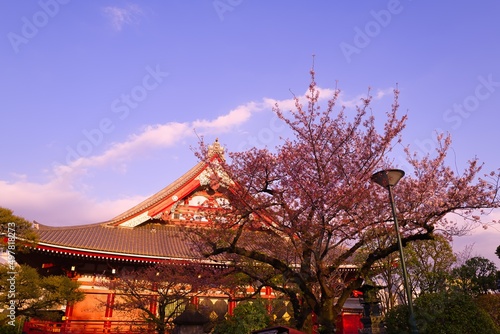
49,85,396,188
1,86,394,226
339,87,395,109
0,178,145,226
55,122,190,175
0,104,264,225
102,4,144,32
192,103,256,131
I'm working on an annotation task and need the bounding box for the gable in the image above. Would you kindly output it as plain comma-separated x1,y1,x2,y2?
108,140,230,228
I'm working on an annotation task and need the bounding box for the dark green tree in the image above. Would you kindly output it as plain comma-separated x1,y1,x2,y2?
0,264,84,324
405,234,456,296
451,256,498,296
385,291,500,334
0,207,38,249
476,294,500,329
212,299,271,334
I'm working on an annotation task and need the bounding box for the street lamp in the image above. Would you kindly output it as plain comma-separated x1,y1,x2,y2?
371,169,418,334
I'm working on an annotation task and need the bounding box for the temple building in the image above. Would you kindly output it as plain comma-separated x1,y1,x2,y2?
15,140,363,334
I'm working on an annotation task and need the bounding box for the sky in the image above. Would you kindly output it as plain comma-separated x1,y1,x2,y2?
1,1,499,267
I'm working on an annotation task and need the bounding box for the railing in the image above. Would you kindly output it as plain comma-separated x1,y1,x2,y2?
24,320,158,334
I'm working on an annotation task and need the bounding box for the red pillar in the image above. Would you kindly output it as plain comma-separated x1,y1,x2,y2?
228,298,237,316
104,293,115,332
63,302,74,334
312,312,318,334
264,287,273,313
149,294,158,315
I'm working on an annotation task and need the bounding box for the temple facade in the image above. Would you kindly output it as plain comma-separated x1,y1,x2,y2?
15,140,363,334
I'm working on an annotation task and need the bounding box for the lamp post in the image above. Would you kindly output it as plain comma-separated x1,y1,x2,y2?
371,169,418,334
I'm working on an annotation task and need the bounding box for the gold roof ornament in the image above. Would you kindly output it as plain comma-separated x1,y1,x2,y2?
207,138,225,161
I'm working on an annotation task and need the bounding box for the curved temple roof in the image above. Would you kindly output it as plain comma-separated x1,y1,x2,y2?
108,160,207,227
32,223,202,262
28,140,228,263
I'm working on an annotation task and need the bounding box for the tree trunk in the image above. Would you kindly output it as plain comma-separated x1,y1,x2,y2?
157,303,166,334
317,297,337,334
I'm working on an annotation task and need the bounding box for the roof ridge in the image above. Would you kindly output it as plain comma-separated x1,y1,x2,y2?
35,221,108,230
108,160,207,224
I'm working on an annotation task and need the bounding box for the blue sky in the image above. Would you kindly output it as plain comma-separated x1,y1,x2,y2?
1,1,499,266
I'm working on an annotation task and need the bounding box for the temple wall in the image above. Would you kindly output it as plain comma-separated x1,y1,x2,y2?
56,275,296,333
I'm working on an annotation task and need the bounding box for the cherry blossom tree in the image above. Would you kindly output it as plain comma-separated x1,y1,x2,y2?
192,69,500,333
100,263,233,334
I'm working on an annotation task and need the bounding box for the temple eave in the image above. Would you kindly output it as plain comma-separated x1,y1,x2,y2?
24,243,225,267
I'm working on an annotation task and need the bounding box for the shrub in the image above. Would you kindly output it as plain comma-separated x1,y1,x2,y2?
475,294,500,329
212,299,271,334
385,291,500,334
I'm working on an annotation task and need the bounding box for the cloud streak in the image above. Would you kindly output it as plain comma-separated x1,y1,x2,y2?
102,4,144,32
0,178,145,226
1,85,394,226
1,96,273,226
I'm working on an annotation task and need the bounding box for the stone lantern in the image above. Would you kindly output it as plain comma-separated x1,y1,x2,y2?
358,283,386,334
